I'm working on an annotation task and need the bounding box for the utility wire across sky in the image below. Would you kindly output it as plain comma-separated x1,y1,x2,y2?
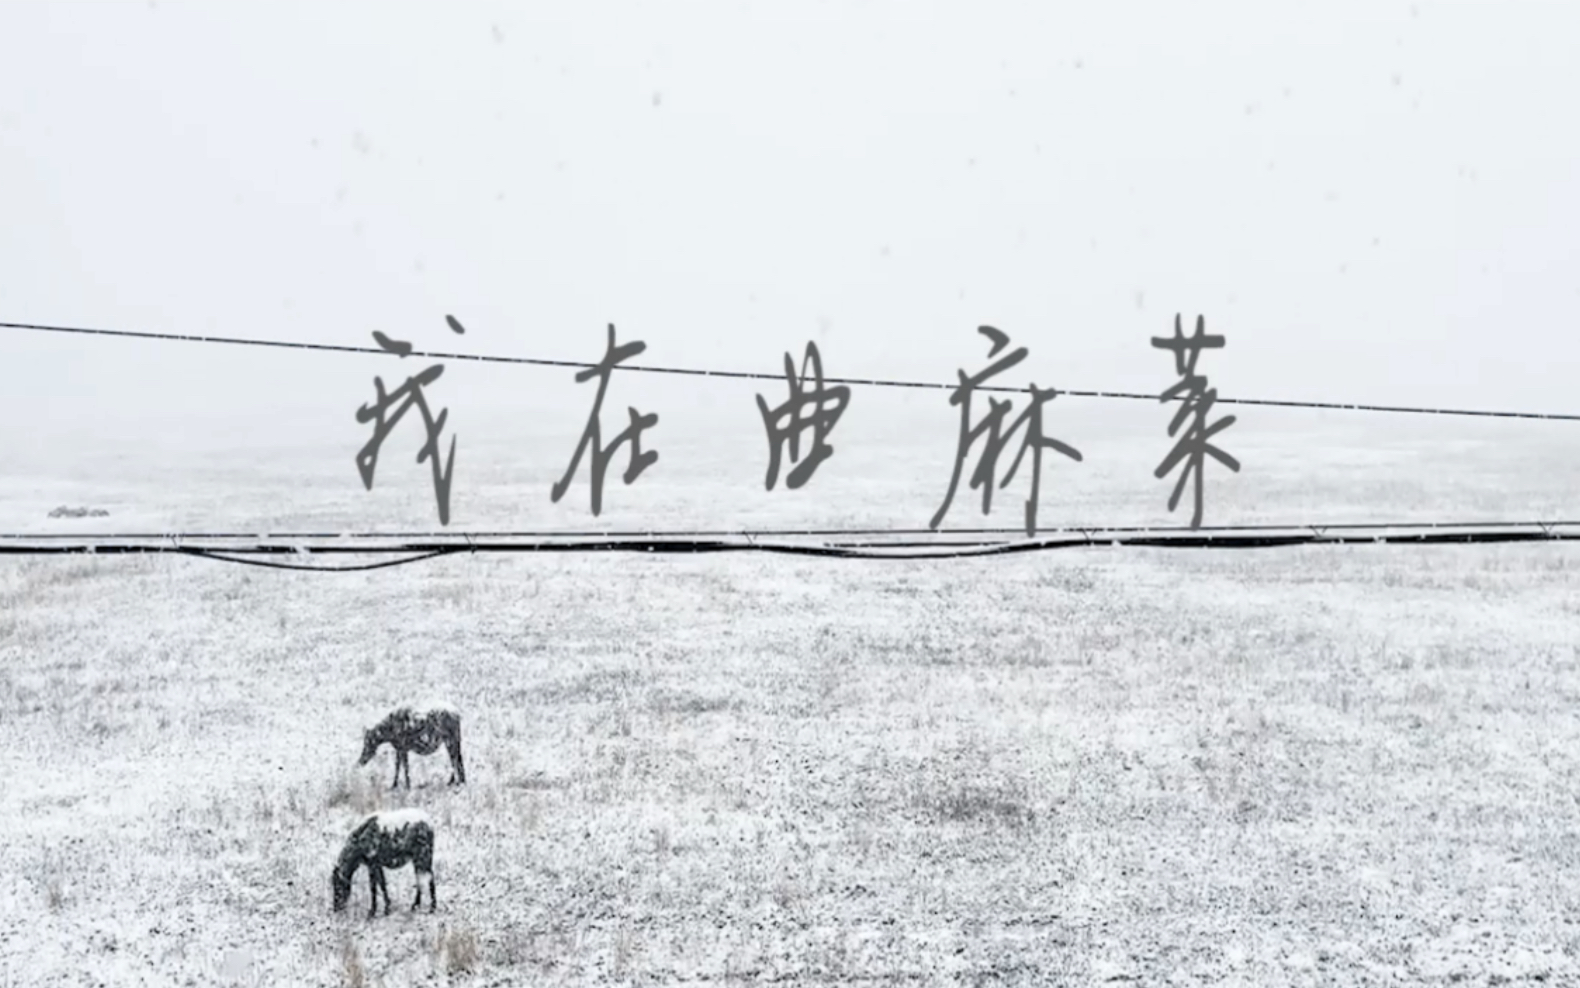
6,319,1579,422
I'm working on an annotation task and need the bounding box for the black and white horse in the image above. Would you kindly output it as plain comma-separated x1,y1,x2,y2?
357,704,466,789
331,808,437,917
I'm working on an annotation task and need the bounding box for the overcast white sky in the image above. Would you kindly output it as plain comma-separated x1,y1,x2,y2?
1,0,1577,452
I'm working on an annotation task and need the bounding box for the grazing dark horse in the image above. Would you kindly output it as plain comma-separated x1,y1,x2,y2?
331,809,437,918
357,705,466,789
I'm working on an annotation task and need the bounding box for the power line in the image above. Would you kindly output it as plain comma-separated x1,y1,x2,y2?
3,521,1575,572
6,318,1578,422
180,549,454,572
4,518,1578,541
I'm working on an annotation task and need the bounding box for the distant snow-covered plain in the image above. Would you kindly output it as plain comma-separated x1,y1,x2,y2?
2,383,1578,986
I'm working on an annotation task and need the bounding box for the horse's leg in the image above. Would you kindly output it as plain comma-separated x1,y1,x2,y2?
415,844,437,912
366,865,381,919
445,735,463,786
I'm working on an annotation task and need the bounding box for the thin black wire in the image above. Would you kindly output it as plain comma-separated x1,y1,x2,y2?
5,518,1575,541
5,526,1574,573
6,319,1578,422
178,548,455,572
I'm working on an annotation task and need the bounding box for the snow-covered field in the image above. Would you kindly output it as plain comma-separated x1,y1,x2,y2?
3,391,1579,986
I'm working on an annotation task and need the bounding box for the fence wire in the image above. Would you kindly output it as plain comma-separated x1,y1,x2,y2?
2,522,1576,572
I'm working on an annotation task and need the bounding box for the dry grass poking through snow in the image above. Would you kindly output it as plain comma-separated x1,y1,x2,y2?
2,540,1580,985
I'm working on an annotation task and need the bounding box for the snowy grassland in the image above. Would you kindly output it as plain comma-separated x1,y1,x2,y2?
2,388,1579,987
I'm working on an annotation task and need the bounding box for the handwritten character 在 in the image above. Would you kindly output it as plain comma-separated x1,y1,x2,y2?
550,323,660,517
